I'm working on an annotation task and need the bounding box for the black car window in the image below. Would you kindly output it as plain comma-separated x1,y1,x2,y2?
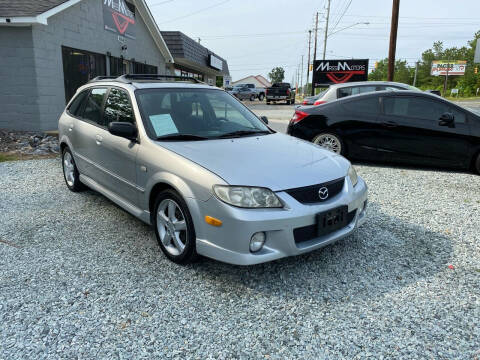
104,88,135,126
338,87,352,98
383,96,450,121
67,90,88,116
83,88,108,125
343,96,380,115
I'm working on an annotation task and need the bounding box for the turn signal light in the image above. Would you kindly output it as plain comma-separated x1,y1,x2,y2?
205,216,222,227
290,110,309,124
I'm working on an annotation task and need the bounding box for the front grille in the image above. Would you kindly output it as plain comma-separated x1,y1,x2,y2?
293,210,356,244
285,178,345,204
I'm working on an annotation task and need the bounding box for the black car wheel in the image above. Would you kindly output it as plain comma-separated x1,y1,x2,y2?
153,189,198,264
258,94,265,101
62,147,86,192
312,132,345,155
250,94,255,101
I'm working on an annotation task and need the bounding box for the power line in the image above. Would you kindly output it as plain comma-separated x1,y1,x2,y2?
148,0,175,8
159,0,231,25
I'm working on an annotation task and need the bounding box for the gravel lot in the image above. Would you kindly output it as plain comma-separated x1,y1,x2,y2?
1,159,479,359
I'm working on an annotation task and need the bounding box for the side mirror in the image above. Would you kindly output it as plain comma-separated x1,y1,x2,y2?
108,122,137,140
438,112,454,127
260,116,268,124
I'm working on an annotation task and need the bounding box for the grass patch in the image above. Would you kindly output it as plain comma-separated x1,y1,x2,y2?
0,153,22,162
0,152,57,162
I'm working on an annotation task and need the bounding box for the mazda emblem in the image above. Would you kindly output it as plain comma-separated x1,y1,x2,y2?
318,186,329,200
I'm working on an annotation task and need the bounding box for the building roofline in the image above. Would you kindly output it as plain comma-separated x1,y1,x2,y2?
0,0,174,63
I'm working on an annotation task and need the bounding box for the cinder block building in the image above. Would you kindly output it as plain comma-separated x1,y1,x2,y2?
0,0,230,131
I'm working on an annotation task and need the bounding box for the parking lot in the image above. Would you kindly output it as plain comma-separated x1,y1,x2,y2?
1,153,479,358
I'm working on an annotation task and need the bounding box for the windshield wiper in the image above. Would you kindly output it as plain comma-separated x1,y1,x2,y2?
217,130,271,139
156,134,208,141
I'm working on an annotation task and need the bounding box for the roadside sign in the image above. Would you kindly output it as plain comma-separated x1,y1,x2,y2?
312,59,369,86
431,60,466,76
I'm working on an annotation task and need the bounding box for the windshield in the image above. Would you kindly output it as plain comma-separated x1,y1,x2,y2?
136,88,271,140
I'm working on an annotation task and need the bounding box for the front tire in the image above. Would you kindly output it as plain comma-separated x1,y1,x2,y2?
153,189,197,264
312,132,345,156
250,94,255,101
62,147,86,192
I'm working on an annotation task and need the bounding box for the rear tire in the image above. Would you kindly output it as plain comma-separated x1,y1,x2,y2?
62,147,86,192
153,189,198,264
258,93,265,101
312,132,346,156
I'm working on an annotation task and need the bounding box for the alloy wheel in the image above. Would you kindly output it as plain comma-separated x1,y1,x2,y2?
156,199,188,256
313,133,342,154
63,151,75,187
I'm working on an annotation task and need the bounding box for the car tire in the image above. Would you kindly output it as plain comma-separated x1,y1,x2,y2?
474,152,480,174
250,94,255,101
312,132,346,156
258,94,265,101
62,146,86,192
266,101,270,105
153,189,198,264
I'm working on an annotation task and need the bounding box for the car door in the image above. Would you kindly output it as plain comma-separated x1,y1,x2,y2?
334,94,384,160
377,95,471,167
73,87,109,181
96,87,140,206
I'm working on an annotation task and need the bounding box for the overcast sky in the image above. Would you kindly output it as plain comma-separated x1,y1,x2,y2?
146,0,479,84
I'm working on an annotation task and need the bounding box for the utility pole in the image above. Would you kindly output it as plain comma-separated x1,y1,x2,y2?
306,30,312,96
322,0,331,60
413,61,419,86
387,0,400,81
300,55,304,96
312,12,319,95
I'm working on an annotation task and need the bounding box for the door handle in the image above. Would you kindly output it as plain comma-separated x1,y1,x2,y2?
382,120,397,127
95,135,103,145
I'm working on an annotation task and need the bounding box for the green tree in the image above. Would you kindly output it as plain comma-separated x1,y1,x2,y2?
268,67,285,84
368,59,414,84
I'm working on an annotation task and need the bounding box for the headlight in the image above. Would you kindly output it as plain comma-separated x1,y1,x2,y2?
213,185,283,208
348,165,358,187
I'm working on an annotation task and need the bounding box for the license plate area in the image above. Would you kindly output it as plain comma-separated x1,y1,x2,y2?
317,205,348,236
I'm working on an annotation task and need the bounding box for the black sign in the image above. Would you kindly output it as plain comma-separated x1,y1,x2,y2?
103,0,136,40
312,59,369,86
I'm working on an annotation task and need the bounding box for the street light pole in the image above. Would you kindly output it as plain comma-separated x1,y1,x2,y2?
306,30,312,96
322,0,331,60
312,12,319,95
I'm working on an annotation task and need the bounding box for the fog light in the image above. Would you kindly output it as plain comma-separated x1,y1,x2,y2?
250,232,266,253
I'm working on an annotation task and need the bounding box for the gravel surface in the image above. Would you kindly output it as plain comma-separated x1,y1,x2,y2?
1,159,479,359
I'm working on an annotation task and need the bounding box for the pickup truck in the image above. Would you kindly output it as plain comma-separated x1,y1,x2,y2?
265,83,296,105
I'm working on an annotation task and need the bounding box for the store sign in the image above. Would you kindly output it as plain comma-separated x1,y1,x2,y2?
431,60,467,76
209,54,223,70
312,59,368,85
103,0,136,40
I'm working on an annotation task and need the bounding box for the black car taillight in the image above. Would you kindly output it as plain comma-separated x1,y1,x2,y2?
290,110,309,124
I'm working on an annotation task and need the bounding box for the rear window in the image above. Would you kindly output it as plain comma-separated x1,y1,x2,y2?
67,90,88,116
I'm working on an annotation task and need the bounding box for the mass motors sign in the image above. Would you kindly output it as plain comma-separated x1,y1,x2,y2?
431,60,467,76
313,59,369,86
103,0,136,40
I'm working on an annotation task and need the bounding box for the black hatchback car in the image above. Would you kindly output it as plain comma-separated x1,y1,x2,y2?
287,91,480,173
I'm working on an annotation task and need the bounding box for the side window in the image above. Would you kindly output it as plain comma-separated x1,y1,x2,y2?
448,106,466,124
342,97,380,115
83,88,108,125
104,88,135,126
67,90,88,116
357,86,377,94
383,97,449,121
338,87,352,98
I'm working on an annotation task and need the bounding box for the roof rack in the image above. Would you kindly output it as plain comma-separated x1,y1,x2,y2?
117,74,204,84
88,76,118,83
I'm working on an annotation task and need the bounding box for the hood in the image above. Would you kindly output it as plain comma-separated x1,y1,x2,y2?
157,133,349,191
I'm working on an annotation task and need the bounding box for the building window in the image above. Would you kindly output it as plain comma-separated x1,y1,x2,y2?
62,46,106,103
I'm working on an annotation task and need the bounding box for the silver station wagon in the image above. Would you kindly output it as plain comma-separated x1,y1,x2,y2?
58,75,368,265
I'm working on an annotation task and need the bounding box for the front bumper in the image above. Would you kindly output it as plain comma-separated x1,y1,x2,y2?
189,176,368,265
